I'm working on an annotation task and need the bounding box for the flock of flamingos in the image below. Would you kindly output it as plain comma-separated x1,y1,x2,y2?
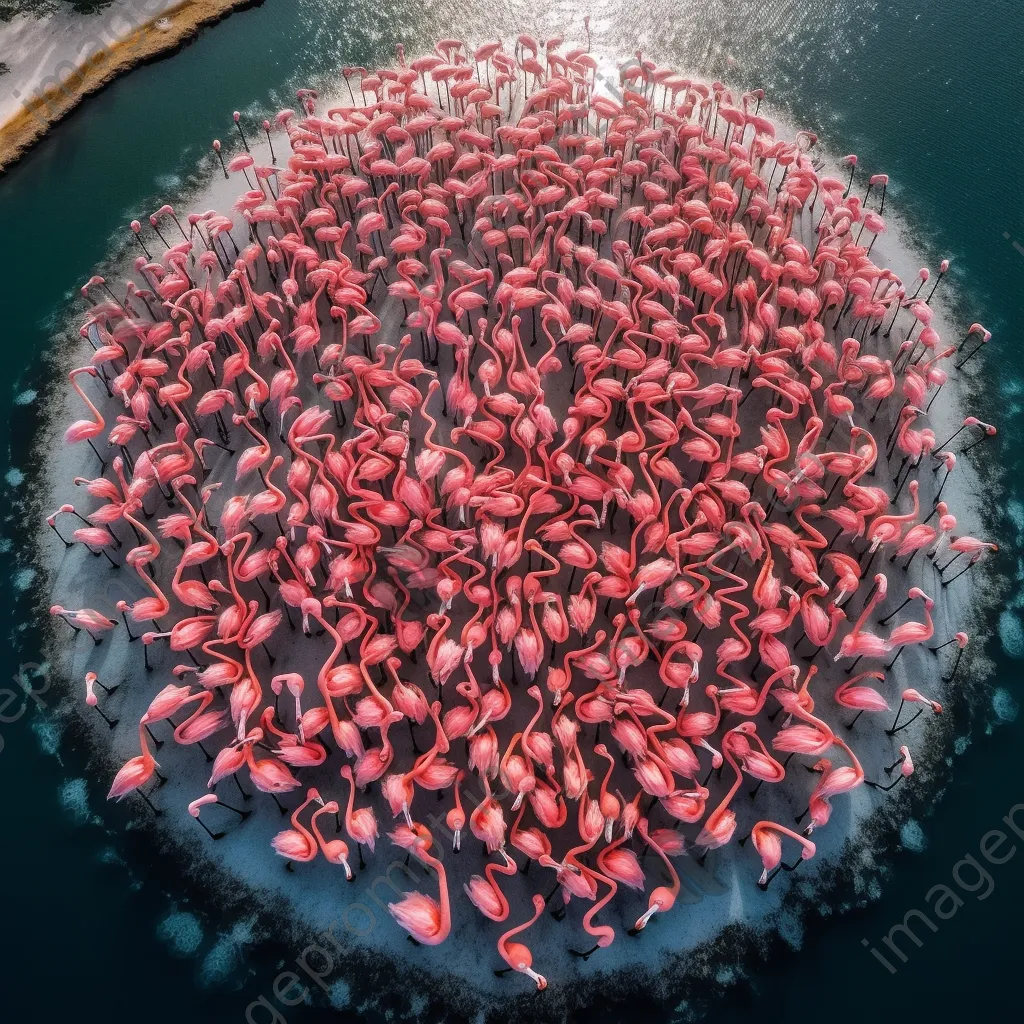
47,27,995,990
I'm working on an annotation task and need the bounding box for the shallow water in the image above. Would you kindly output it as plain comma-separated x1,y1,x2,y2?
0,0,1022,1021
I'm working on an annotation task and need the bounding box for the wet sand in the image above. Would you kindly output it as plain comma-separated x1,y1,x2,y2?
0,0,258,173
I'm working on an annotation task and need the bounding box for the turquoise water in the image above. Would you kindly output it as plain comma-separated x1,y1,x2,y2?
0,0,1022,1020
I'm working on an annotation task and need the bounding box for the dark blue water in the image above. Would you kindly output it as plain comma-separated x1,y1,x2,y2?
1,1,1022,1021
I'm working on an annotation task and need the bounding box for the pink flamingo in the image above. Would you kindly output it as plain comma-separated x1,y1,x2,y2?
270,788,324,868
387,823,452,945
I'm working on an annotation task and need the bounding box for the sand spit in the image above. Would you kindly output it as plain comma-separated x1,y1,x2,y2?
0,0,258,172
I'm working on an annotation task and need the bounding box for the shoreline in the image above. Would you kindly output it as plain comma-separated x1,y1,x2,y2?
0,0,260,174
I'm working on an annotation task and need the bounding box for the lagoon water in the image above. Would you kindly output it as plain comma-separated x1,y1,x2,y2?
0,1,1022,1021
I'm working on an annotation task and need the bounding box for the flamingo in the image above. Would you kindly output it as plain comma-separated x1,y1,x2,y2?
387,823,451,945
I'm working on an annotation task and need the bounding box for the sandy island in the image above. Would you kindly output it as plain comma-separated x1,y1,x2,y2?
27,33,1001,1020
